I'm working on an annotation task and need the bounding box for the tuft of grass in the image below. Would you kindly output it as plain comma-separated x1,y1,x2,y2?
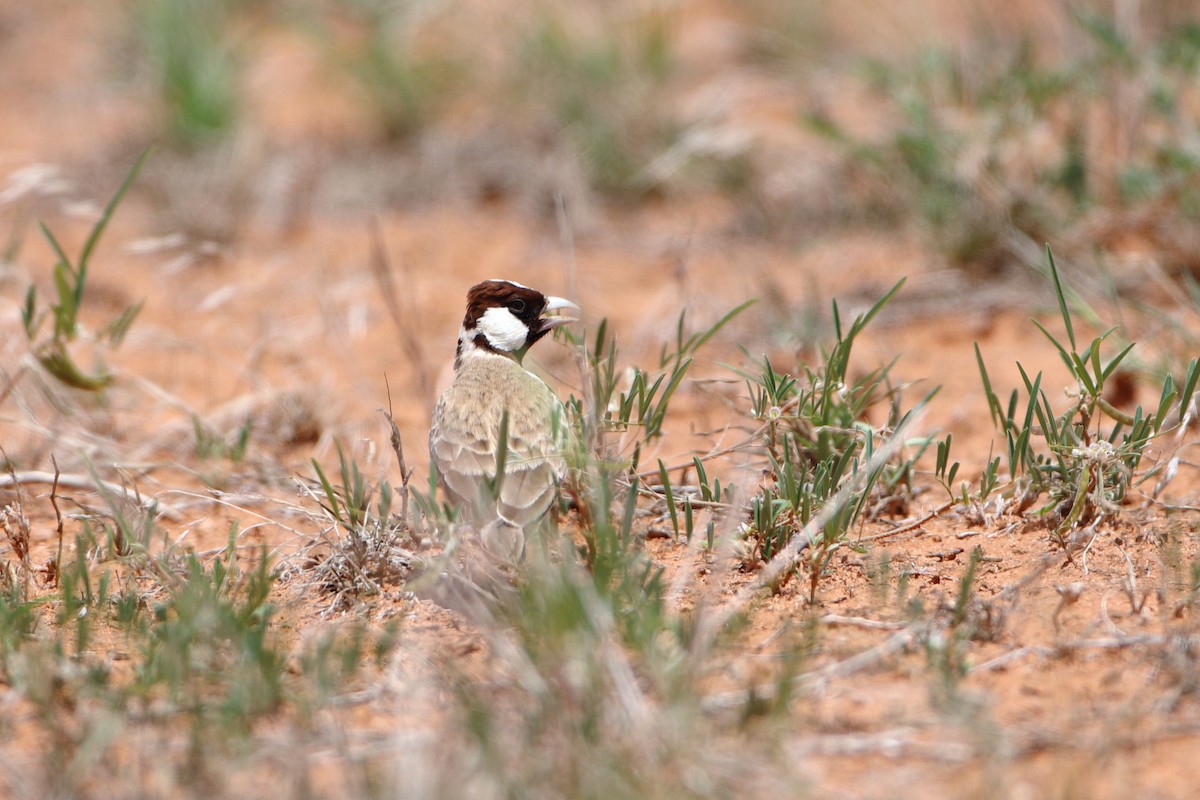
737,280,938,600
808,9,1200,274
308,439,416,610
1,498,33,600
191,414,254,489
925,545,991,708
17,151,148,393
133,540,284,725
975,246,1200,542
328,0,463,141
135,0,240,147
192,414,252,464
0,488,397,796
511,3,745,201
517,4,674,197
561,301,752,570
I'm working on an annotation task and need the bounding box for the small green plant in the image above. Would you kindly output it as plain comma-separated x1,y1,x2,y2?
935,433,1005,513
807,52,1044,271
925,545,984,707
0,502,413,796
562,302,751,569
312,440,389,531
134,541,282,725
294,619,399,717
575,301,753,445
20,152,148,392
517,6,673,196
808,11,1200,273
330,0,462,141
737,280,937,600
135,0,239,146
192,415,252,463
75,458,166,566
512,4,748,199
191,415,253,489
309,440,414,608
976,246,1200,540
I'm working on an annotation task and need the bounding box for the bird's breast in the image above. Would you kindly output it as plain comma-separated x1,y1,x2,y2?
431,357,565,464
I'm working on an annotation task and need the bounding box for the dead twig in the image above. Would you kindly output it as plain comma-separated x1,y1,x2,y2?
1120,544,1150,615
49,458,64,588
635,395,804,481
788,728,973,762
383,376,415,523
856,499,956,543
972,632,1200,673
818,614,907,631
970,645,1054,673
1051,581,1084,633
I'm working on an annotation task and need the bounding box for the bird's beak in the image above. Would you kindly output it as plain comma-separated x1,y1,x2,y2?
539,295,581,331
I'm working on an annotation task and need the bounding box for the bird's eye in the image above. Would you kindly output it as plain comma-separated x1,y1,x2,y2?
509,299,526,313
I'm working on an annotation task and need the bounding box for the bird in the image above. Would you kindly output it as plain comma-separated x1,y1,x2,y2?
429,279,579,563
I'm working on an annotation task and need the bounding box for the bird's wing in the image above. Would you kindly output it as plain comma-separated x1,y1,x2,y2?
498,390,566,526
496,455,561,528
429,367,567,527
429,395,496,515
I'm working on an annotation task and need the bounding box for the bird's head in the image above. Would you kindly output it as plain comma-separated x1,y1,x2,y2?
457,280,580,365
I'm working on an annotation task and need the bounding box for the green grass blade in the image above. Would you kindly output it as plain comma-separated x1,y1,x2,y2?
105,301,145,346
693,456,710,502
688,298,757,355
1069,350,1097,396
952,546,982,626
975,342,1002,427
1045,245,1076,351
658,459,679,538
492,409,510,501
646,357,692,438
1179,358,1200,417
620,473,639,541
1100,341,1136,384
38,222,74,278
21,284,38,338
78,148,151,272
1154,374,1176,431
311,459,343,523
37,346,113,391
854,278,906,334
592,318,609,362
1030,319,1077,377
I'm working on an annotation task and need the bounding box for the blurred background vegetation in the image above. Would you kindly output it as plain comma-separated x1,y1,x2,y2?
4,0,1200,278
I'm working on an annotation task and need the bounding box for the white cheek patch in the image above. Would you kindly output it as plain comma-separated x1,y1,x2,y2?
476,306,529,352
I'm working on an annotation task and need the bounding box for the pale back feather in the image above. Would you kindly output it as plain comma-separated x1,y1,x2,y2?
429,355,567,529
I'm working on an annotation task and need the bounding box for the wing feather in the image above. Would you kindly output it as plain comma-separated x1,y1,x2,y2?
429,356,567,528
